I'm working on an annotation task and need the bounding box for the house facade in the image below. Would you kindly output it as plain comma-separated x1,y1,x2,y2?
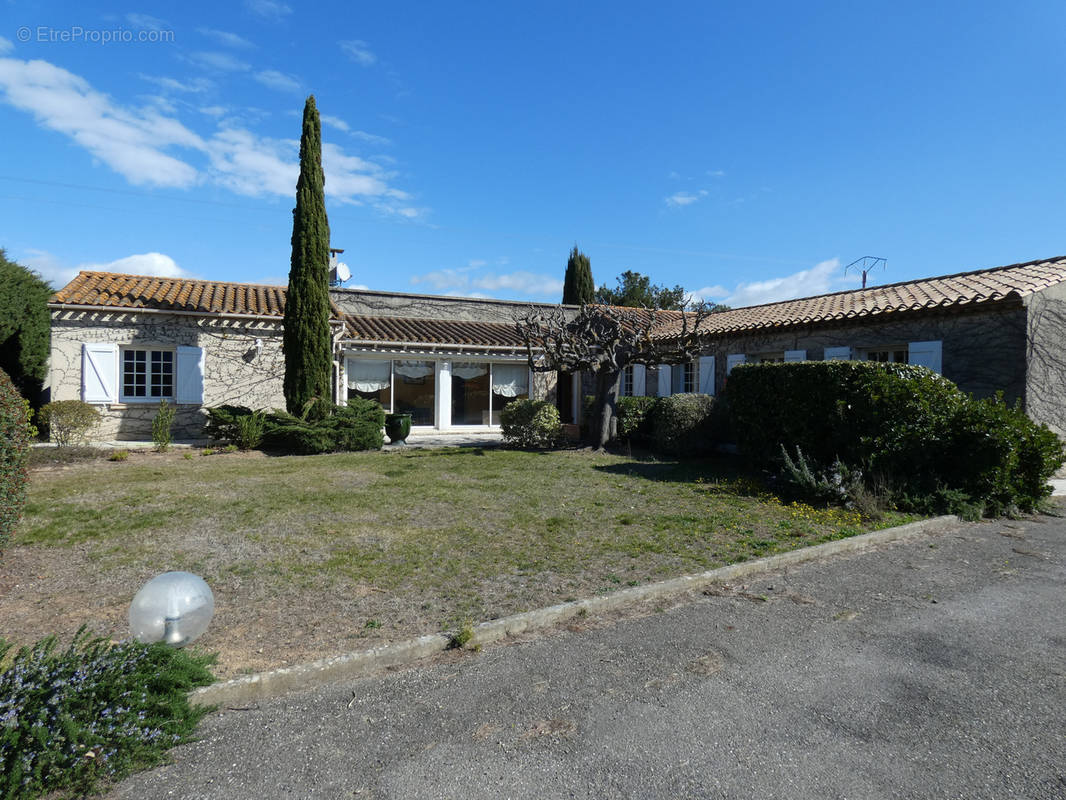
47,255,1066,442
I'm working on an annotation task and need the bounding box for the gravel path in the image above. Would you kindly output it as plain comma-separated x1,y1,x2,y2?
115,510,1066,799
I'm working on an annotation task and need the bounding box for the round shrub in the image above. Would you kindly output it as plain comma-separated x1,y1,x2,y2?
36,399,101,446
500,398,562,449
0,367,32,554
649,393,716,456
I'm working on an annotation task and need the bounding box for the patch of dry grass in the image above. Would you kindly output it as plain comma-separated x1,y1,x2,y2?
4,448,915,677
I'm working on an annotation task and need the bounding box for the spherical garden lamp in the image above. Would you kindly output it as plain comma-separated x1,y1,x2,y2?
129,571,214,647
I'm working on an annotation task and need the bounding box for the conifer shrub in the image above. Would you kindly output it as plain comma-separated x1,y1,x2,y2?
36,400,101,446
0,629,215,799
261,398,384,454
204,405,266,450
500,398,562,449
0,368,31,554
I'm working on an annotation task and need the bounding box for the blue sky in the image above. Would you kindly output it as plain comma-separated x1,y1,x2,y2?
1,1,1065,306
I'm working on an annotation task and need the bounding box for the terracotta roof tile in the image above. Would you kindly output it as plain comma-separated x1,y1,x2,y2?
343,313,525,348
653,255,1066,338
49,271,345,319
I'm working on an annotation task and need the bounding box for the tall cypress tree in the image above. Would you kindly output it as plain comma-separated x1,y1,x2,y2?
562,245,594,305
283,95,333,419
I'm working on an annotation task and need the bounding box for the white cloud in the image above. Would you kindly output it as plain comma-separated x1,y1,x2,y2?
126,14,168,31
253,69,301,93
410,266,562,298
688,284,730,304
665,190,708,208
0,57,203,187
717,258,844,307
352,129,391,146
706,169,725,177
320,114,349,132
22,250,192,288
340,40,377,66
0,56,418,212
139,74,213,93
198,28,254,49
244,0,292,20
0,36,13,55
472,271,563,295
187,51,251,72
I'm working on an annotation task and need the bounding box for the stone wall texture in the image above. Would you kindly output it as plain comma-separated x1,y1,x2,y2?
1024,285,1066,436
704,304,1029,403
49,310,285,441
331,288,575,324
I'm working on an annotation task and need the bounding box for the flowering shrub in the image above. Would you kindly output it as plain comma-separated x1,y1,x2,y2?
0,628,215,799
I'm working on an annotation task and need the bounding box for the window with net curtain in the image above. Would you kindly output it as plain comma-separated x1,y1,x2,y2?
451,362,489,425
393,360,435,425
347,358,391,408
491,363,528,425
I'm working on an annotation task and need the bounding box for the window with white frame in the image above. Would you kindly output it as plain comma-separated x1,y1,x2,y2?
864,347,908,363
621,365,634,397
121,348,174,401
671,362,695,394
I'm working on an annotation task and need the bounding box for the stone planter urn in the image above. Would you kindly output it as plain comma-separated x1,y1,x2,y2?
384,412,412,445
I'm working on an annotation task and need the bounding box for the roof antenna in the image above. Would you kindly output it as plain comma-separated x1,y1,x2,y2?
844,256,887,289
329,248,351,287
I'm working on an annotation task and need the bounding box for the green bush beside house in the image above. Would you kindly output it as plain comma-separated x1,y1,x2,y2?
725,361,1064,516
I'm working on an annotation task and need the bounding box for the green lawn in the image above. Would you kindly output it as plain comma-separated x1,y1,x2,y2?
11,447,915,676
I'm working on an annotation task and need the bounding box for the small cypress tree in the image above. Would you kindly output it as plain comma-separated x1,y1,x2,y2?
284,95,334,420
562,245,594,305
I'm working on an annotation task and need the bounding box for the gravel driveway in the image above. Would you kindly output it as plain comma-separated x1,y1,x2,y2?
115,509,1066,799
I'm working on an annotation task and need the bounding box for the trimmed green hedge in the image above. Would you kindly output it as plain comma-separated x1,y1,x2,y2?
649,393,716,456
500,398,562,449
726,361,1064,515
616,396,658,445
0,368,31,554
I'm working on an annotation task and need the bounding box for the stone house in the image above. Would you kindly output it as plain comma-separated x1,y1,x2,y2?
47,255,1066,441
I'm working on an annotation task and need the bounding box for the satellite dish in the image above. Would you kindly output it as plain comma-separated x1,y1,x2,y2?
335,261,351,283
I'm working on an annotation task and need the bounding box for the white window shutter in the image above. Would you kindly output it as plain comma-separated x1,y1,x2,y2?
824,346,852,361
176,346,205,404
82,343,117,403
726,353,746,375
632,364,646,397
698,356,716,395
657,365,672,397
784,349,806,362
908,340,942,374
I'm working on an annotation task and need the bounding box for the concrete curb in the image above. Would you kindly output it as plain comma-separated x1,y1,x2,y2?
191,514,961,707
